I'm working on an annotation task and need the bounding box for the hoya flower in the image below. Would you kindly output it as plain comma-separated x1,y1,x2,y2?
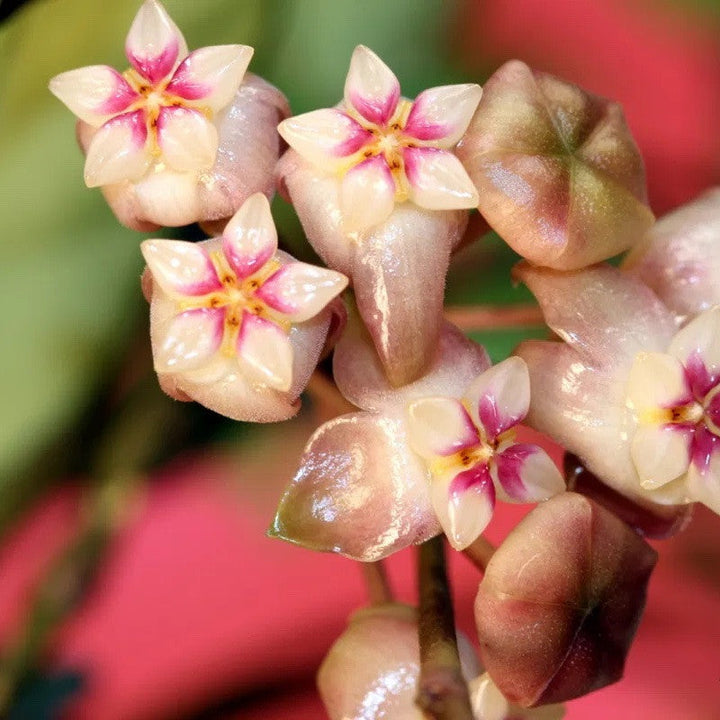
625,187,720,323
270,320,563,559
50,0,288,229
278,45,481,234
515,263,720,516
276,46,481,385
470,674,564,720
141,193,347,422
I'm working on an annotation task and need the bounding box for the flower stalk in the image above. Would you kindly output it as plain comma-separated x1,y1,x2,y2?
416,535,474,720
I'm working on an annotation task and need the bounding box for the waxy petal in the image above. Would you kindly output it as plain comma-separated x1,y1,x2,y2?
406,397,479,458
344,45,400,127
84,111,150,187
153,307,224,373
237,312,293,391
465,356,530,441
493,444,565,503
626,352,692,416
141,239,221,296
433,463,495,551
125,0,187,84
405,84,483,146
669,306,720,381
632,425,692,490
625,188,720,322
339,155,396,233
404,147,479,210
334,319,490,415
686,430,720,514
456,60,653,269
49,65,139,127
516,263,676,368
256,263,347,321
157,106,218,172
166,45,253,111
277,109,373,167
221,192,278,279
270,413,439,561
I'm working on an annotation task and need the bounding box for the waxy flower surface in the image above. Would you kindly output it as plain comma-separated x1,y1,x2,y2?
516,263,720,515
142,193,347,422
271,321,563,558
278,45,481,234
50,0,252,189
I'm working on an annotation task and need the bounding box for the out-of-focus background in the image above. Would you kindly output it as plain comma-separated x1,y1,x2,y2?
1,0,719,718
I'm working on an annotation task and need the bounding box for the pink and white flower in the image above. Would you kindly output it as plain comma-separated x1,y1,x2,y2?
278,45,481,234
142,193,347,422
515,263,720,515
271,320,563,559
50,1,288,230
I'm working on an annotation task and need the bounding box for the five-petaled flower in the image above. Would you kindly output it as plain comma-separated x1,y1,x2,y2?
142,193,347,422
271,322,563,559
278,45,481,233
516,263,720,516
627,307,720,503
405,357,565,549
50,0,253,188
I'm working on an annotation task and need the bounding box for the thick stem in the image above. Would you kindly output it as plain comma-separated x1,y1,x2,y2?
360,561,393,605
416,536,474,720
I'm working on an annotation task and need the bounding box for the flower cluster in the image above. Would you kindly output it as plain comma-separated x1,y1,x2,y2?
50,2,720,717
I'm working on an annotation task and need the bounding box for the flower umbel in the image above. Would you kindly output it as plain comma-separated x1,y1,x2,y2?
50,0,253,188
142,193,347,421
278,45,481,233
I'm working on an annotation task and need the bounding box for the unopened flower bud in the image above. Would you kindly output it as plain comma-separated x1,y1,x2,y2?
475,492,657,706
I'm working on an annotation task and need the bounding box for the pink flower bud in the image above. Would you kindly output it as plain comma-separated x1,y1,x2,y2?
456,60,653,269
475,492,657,706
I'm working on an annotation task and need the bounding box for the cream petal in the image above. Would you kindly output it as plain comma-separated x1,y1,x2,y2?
686,431,720,514
334,319,490,414
406,397,479,458
493,444,565,503
404,147,479,210
154,307,224,373
465,356,530,441
339,155,396,233
125,0,187,83
221,193,278,279
277,109,373,167
669,306,720,383
470,674,566,720
237,312,293,391
140,239,221,297
515,263,677,369
256,263,348,321
133,168,202,226
432,463,495,551
270,412,439,561
49,65,139,127
344,45,400,127
156,106,218,172
404,84,482,147
632,424,691,490
625,187,720,322
84,111,151,187
166,44,253,112
626,352,691,418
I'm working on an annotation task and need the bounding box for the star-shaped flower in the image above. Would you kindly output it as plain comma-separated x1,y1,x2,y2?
271,320,563,559
142,193,347,422
50,0,253,189
278,45,481,234
515,263,720,516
